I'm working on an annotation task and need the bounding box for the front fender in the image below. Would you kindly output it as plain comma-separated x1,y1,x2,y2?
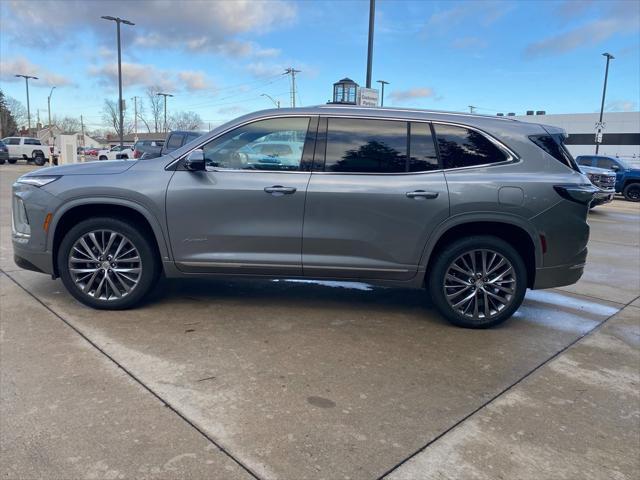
47,197,172,261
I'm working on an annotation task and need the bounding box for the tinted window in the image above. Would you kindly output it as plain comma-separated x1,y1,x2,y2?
325,118,407,173
409,122,439,171
529,134,578,171
167,133,184,150
25,138,40,145
5,138,20,145
576,156,593,166
596,157,616,170
435,124,507,169
185,133,202,143
201,117,309,171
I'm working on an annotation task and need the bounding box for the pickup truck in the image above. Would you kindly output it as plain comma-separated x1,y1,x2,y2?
97,145,134,160
1,136,47,164
576,155,640,202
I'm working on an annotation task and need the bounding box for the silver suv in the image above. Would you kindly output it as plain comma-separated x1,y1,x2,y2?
12,107,596,328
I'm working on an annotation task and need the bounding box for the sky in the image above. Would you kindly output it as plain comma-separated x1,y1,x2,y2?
1,0,639,132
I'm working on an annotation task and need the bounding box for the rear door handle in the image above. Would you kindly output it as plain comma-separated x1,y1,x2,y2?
406,190,439,199
264,185,297,195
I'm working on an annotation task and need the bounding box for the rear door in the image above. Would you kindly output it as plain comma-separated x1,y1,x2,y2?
166,116,317,276
302,117,449,280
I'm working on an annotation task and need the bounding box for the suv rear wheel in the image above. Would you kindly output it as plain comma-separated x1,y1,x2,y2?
428,235,527,328
58,217,159,309
623,183,640,202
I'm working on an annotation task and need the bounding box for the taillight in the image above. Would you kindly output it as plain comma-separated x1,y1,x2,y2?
553,184,599,205
134,149,141,158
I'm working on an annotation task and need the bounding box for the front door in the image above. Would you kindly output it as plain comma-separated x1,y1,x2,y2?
166,116,316,276
303,117,449,280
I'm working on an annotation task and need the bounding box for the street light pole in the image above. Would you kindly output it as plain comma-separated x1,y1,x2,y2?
596,52,614,155
157,93,173,132
261,93,280,108
366,0,375,88
376,80,389,107
47,86,56,128
101,15,135,148
15,74,38,132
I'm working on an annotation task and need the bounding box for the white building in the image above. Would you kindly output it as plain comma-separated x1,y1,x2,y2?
513,111,640,159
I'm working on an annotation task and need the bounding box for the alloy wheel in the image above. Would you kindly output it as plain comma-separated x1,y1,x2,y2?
68,230,142,301
443,249,517,320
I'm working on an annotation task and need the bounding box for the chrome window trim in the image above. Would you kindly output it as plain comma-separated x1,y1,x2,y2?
167,113,519,174
165,113,315,171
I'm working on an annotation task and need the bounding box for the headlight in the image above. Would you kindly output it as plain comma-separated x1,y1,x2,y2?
17,175,61,187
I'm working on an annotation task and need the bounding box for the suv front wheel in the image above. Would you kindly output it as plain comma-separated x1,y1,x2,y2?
428,236,527,328
58,217,159,309
623,183,640,202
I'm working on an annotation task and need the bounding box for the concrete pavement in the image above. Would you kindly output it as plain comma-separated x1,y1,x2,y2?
1,163,638,479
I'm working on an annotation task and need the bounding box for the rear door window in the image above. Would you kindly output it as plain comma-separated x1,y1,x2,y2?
409,122,439,171
324,118,407,173
434,124,507,169
6,138,20,145
167,133,184,151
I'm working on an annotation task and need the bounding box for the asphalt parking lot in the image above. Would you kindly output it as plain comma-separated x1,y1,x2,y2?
1,162,639,480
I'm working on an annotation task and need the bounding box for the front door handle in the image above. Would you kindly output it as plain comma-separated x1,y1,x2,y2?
264,185,297,196
406,190,439,199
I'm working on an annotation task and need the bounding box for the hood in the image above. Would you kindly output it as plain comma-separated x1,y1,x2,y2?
579,165,615,175
25,159,137,176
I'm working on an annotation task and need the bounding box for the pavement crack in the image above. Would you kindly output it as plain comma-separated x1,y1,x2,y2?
376,296,635,480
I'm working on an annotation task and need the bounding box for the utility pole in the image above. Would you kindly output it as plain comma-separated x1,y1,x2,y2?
80,115,85,146
101,15,135,148
376,80,389,107
366,0,376,88
596,52,614,155
468,105,476,114
284,68,301,108
156,93,173,132
15,74,38,132
132,96,138,141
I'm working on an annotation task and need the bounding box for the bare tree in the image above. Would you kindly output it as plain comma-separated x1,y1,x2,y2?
5,96,27,129
145,86,163,133
53,115,82,133
135,99,152,133
101,99,132,138
168,111,203,131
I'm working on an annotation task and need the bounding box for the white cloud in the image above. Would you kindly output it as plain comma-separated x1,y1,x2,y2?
0,56,73,87
178,71,214,92
605,100,638,112
525,0,639,57
1,0,295,57
424,1,510,33
389,88,435,104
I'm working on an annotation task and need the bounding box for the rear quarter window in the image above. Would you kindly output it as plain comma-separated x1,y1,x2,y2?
529,134,578,171
434,124,507,169
167,134,184,150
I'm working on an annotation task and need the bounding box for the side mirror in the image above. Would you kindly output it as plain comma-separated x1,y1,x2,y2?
184,149,205,171
610,164,619,171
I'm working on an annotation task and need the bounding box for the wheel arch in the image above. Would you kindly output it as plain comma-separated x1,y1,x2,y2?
50,199,170,278
421,215,541,288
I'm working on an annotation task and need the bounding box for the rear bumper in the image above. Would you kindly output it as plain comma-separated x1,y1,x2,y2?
533,247,587,289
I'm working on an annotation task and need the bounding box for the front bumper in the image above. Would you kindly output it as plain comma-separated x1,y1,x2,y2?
590,191,615,207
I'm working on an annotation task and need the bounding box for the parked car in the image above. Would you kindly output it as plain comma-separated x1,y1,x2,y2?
132,139,164,159
11,106,597,328
577,164,616,208
159,130,205,156
576,155,640,202
1,136,47,164
98,145,134,160
85,148,99,156
0,140,9,164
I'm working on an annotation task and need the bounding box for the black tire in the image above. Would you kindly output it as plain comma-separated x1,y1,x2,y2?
8,158,17,164
58,217,160,309
99,155,108,160
622,183,640,202
34,154,46,166
428,235,527,329
0,158,5,165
